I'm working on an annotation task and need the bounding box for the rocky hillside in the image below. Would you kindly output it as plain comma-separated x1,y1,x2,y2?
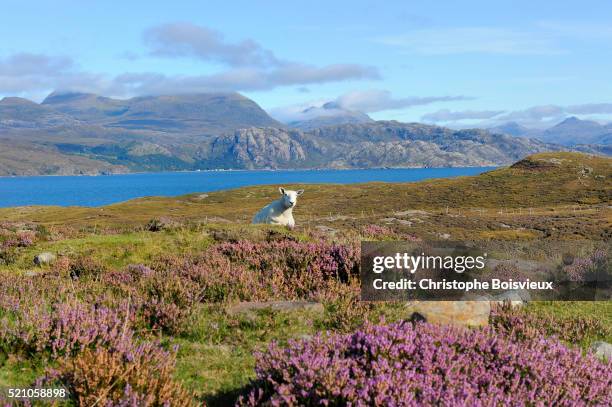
0,92,573,175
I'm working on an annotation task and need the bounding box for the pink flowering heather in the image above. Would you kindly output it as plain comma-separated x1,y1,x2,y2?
241,321,612,406
563,249,609,282
361,224,394,237
17,231,36,247
216,240,360,282
361,224,420,241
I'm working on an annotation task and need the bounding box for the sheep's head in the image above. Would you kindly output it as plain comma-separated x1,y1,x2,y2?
279,187,304,209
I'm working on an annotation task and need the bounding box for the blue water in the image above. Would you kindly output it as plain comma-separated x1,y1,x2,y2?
0,167,495,208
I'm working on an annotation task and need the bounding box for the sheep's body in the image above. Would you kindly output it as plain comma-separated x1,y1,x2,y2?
252,200,295,228
252,188,303,228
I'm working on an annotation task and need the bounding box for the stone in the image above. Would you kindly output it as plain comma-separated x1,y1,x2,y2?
227,301,324,316
590,341,612,361
33,252,55,266
406,300,490,327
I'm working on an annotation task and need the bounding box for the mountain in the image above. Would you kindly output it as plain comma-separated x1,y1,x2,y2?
286,102,373,130
0,97,79,128
537,117,611,146
42,91,281,134
491,117,612,148
298,121,561,168
489,121,536,138
0,91,572,175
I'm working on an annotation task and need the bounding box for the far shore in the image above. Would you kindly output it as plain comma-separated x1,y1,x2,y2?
0,164,500,179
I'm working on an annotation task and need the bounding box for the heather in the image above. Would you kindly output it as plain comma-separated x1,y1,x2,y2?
0,226,610,405
0,154,610,405
241,321,612,406
491,302,611,345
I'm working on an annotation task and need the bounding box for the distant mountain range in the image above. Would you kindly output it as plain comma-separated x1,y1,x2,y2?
0,91,601,176
490,117,611,153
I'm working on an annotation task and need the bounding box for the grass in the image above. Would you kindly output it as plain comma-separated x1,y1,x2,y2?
0,152,610,404
525,301,612,344
0,152,609,233
5,229,216,272
174,306,324,405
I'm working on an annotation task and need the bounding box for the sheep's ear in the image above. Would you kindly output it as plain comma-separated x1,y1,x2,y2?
297,189,304,195
279,187,285,195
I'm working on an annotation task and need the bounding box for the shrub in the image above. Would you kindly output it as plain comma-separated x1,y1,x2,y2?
315,279,371,332
139,270,200,334
0,246,18,265
69,256,108,280
177,251,267,302
145,217,179,232
360,224,420,241
216,240,360,283
561,249,609,282
490,302,610,344
44,341,193,406
16,231,35,247
241,321,612,406
0,301,133,358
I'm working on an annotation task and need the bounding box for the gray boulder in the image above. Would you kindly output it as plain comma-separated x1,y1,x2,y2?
406,300,491,327
590,341,612,361
33,252,55,266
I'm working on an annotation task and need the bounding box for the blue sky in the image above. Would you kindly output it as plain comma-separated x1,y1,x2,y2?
1,0,611,127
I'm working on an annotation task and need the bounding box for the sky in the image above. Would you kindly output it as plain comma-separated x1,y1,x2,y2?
1,0,612,128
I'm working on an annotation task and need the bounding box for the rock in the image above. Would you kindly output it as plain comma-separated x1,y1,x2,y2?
590,341,612,361
227,301,324,316
315,225,338,234
33,252,55,266
394,210,429,216
406,300,490,327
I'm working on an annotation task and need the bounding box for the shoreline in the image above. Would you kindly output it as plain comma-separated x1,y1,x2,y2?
0,164,500,179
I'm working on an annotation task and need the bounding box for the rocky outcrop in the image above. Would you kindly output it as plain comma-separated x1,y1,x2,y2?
209,128,307,168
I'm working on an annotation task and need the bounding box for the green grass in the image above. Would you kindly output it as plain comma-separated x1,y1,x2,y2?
524,301,612,345
173,305,325,405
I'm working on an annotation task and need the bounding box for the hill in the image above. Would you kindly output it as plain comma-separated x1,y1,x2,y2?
0,91,579,175
539,117,611,146
41,91,281,134
0,97,78,128
493,117,612,147
2,152,609,233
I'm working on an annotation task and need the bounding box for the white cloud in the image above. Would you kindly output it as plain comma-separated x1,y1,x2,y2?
335,89,469,112
422,103,612,128
144,22,279,67
1,23,380,99
377,27,564,55
270,89,469,122
421,109,505,122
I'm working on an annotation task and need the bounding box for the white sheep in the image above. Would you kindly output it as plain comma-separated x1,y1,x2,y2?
252,187,304,229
